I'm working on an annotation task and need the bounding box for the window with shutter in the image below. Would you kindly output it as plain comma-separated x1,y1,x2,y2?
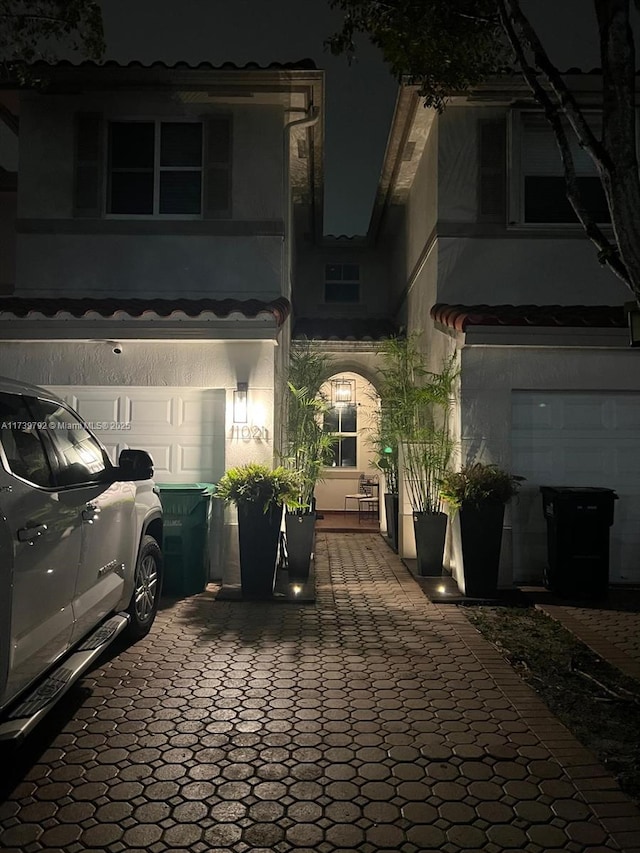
203,116,232,218
74,113,104,217
515,113,610,224
105,120,205,216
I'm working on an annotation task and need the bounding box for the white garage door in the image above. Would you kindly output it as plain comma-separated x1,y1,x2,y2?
511,391,640,585
48,386,226,485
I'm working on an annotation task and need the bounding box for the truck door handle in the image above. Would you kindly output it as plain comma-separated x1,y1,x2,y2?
17,524,48,543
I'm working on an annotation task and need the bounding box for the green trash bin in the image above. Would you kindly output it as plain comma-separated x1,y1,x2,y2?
158,484,215,596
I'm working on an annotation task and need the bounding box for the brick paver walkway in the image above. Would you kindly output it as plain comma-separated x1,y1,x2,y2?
1,533,639,852
536,603,640,681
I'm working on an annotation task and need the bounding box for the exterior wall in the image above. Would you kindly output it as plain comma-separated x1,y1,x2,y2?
293,240,391,319
18,94,285,220
15,92,286,298
16,233,283,299
0,337,278,580
455,342,640,587
405,249,438,350
437,106,484,223
436,236,629,306
389,102,629,331
377,205,407,321
405,113,438,277
0,337,276,465
375,109,441,338
378,113,439,328
0,191,16,293
434,105,628,306
272,319,290,461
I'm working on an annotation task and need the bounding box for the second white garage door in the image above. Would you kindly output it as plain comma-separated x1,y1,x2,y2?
511,391,640,585
49,386,226,485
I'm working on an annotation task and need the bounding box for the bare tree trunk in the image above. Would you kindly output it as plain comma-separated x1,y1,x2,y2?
595,0,640,306
500,0,640,306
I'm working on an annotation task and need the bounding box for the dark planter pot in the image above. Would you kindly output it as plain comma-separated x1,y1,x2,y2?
384,493,399,552
459,501,505,597
285,511,316,581
237,502,283,599
413,511,447,576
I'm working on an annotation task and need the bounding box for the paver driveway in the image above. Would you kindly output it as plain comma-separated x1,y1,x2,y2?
1,533,638,852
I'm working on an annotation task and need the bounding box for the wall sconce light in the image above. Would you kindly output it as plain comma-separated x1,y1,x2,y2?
233,382,248,423
331,378,355,407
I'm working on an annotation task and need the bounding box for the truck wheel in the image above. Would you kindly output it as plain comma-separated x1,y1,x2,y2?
125,535,162,641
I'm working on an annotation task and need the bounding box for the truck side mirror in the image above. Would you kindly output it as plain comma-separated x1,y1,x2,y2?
118,449,154,481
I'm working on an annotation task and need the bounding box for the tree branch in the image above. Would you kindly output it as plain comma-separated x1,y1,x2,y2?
496,0,630,287
592,0,640,304
0,13,78,23
504,0,610,171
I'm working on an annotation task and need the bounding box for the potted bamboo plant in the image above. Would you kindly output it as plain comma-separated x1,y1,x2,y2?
215,463,301,598
440,463,523,596
380,335,458,576
281,342,335,579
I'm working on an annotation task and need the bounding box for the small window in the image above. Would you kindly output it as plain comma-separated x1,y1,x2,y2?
108,121,203,216
324,404,357,467
324,264,360,303
0,393,54,487
32,399,109,487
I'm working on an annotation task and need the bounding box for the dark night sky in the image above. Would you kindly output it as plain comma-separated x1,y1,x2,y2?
99,0,618,236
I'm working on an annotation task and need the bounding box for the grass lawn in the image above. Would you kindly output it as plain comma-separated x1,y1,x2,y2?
464,605,640,804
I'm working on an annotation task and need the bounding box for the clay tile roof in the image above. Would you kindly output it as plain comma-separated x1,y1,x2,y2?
293,318,397,341
0,296,291,326
430,303,626,332
25,58,317,72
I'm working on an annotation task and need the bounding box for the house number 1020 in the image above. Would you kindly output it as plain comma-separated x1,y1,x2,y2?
229,424,269,442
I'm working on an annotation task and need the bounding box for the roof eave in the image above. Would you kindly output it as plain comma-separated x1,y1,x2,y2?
455,325,631,348
0,317,283,342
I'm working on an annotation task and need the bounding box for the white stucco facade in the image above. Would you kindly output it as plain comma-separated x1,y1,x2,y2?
15,91,290,299
453,336,640,587
376,80,640,588
0,62,325,587
0,335,280,577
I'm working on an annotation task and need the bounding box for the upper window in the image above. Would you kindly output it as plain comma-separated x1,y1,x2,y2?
108,121,203,216
75,113,231,219
512,113,610,225
324,264,360,303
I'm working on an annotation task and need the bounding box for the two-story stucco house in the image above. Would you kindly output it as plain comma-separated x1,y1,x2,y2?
2,61,638,591
370,76,640,589
0,59,324,572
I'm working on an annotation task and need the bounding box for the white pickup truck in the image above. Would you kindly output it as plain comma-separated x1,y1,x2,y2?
0,377,163,741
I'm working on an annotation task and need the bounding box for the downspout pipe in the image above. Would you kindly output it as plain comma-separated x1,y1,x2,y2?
283,106,320,302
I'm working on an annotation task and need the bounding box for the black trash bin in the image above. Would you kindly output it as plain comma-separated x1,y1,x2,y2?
540,486,618,599
158,484,214,596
